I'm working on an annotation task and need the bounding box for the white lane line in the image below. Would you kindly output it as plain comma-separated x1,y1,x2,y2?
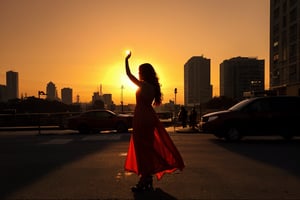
82,135,121,141
40,139,73,145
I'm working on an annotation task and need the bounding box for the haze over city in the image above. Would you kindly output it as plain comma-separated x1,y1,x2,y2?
0,0,270,105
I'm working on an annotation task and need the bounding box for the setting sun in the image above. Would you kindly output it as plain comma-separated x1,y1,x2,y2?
125,50,131,56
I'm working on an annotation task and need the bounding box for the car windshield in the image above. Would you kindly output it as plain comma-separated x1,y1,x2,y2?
228,98,253,111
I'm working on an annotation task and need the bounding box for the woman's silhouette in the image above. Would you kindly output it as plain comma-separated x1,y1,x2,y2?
124,51,185,192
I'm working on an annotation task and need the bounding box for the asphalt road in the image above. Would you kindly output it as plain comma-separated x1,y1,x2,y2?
1,128,300,200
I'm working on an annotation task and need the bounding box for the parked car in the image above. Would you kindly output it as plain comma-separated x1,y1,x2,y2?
156,112,174,127
64,110,133,134
199,96,300,141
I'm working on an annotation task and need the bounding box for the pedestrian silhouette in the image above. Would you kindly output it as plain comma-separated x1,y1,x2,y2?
178,106,188,128
189,107,197,130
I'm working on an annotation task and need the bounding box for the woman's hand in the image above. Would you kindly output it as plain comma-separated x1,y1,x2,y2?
126,50,131,60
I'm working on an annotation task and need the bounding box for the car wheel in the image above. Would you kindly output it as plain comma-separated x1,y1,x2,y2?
78,124,90,134
282,134,293,140
277,125,297,140
214,133,223,139
116,122,128,133
91,129,100,134
280,128,294,140
225,127,241,142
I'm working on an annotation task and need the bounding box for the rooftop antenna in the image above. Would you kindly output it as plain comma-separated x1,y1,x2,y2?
100,84,103,95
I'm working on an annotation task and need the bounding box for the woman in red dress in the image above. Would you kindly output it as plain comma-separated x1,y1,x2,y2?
124,51,185,192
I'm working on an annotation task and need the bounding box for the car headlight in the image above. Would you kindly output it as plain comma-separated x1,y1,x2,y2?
207,115,219,122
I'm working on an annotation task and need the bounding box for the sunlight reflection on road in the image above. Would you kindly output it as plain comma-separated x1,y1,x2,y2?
118,152,127,157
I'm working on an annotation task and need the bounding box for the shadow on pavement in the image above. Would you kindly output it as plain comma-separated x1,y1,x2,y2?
0,133,122,199
211,137,300,178
133,188,177,200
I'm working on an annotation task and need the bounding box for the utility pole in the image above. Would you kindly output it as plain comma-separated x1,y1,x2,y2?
121,85,124,113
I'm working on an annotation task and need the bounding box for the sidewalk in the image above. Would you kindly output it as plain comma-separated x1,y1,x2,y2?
167,126,201,134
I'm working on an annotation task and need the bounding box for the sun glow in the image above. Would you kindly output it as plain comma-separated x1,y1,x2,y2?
118,73,138,105
120,74,138,92
125,49,131,56
96,58,138,104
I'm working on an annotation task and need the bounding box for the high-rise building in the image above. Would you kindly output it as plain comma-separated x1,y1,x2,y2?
61,87,73,104
46,81,57,100
184,56,212,106
6,70,19,100
270,0,300,95
220,57,265,99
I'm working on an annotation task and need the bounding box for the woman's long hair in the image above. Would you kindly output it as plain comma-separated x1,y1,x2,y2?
139,63,162,106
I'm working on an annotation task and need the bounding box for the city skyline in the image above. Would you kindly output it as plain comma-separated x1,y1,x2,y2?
0,0,270,105
0,71,113,104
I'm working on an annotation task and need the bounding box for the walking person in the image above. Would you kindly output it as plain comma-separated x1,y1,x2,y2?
178,105,188,128
189,107,197,130
124,51,185,192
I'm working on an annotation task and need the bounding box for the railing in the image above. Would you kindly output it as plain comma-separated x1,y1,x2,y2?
0,111,175,129
0,112,80,128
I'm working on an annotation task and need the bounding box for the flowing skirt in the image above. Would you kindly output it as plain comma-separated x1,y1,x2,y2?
124,105,185,180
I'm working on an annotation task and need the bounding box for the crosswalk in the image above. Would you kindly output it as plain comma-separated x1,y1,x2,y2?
40,138,73,145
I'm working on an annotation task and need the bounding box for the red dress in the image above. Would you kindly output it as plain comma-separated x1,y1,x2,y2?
124,82,185,180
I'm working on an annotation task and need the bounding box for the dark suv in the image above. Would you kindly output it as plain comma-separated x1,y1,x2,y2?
199,96,300,141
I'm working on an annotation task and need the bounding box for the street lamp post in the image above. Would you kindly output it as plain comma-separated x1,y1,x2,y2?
173,88,177,132
174,88,177,105
38,90,46,98
38,90,46,134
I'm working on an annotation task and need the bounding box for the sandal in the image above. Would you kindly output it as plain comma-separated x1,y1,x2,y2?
131,175,153,192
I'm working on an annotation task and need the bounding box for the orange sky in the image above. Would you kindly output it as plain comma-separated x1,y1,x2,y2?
0,0,270,105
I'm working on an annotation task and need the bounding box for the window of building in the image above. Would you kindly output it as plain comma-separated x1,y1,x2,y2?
289,8,297,23
289,43,297,62
289,64,297,82
273,54,279,63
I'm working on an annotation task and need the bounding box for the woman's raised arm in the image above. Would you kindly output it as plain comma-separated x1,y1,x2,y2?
125,51,140,86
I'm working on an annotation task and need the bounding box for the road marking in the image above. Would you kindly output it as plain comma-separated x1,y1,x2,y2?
40,139,73,145
119,152,127,157
115,171,134,182
82,135,121,141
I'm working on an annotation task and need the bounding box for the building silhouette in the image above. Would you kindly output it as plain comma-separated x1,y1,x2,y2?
184,56,212,106
0,84,6,102
220,57,265,100
92,91,102,103
46,81,58,100
6,70,19,100
103,93,113,109
270,0,300,95
61,87,73,105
